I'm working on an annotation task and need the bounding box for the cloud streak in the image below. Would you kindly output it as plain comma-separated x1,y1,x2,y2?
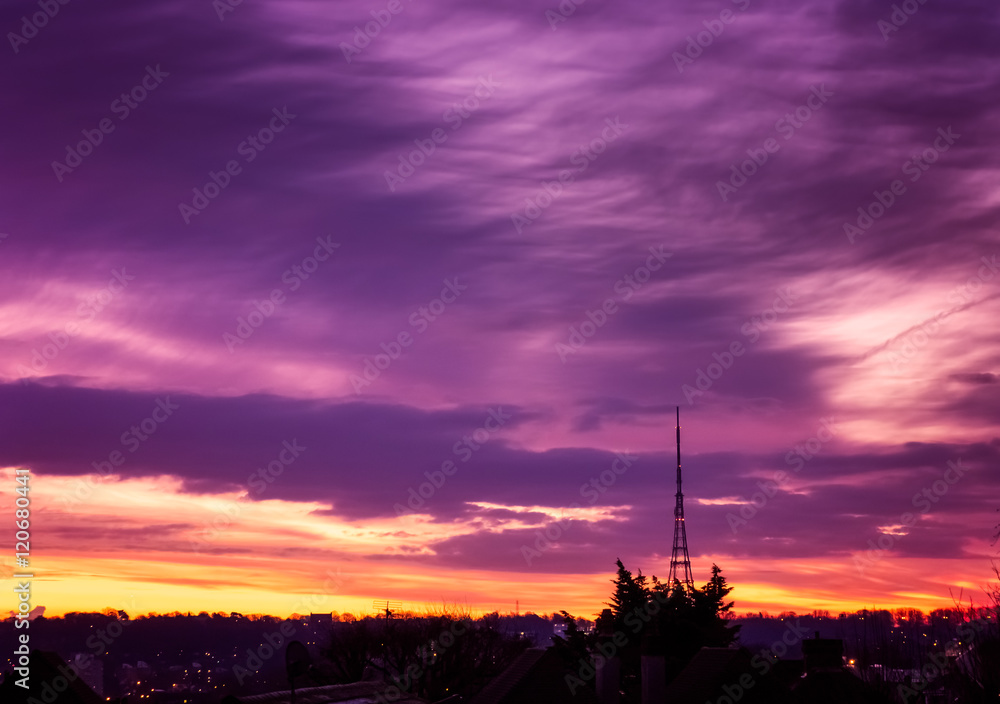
1,0,998,617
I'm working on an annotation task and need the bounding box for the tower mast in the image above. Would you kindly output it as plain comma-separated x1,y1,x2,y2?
667,406,694,590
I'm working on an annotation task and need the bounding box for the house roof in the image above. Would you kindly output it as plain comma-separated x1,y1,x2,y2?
663,647,794,704
0,650,104,704
467,648,547,704
791,670,893,704
468,648,601,704
662,648,748,704
233,681,424,704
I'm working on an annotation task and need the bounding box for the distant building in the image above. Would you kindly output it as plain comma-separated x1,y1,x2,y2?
68,653,104,698
309,612,333,628
790,636,892,704
307,613,334,648
0,650,105,704
552,616,593,641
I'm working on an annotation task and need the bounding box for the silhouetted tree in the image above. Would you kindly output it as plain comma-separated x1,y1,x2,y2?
324,617,377,682
559,560,740,702
608,558,650,628
688,564,739,649
551,610,594,666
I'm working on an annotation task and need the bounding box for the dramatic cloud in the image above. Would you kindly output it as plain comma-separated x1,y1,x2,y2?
0,0,997,617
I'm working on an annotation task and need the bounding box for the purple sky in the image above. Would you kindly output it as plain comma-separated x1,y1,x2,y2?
1,0,998,616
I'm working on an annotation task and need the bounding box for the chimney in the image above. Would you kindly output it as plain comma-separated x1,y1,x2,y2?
802,634,843,675
640,628,666,704
595,609,620,704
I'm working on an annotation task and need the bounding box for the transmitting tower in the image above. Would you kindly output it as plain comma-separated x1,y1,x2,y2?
667,406,694,590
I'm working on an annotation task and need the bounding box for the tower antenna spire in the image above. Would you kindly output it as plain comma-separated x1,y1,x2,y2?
667,406,694,590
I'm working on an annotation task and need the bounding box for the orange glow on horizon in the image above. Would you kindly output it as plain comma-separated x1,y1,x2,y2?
3,468,991,623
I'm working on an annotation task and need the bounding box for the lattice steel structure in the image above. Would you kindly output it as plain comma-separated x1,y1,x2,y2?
667,406,694,590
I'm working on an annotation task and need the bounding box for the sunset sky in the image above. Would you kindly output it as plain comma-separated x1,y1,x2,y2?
1,0,999,621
